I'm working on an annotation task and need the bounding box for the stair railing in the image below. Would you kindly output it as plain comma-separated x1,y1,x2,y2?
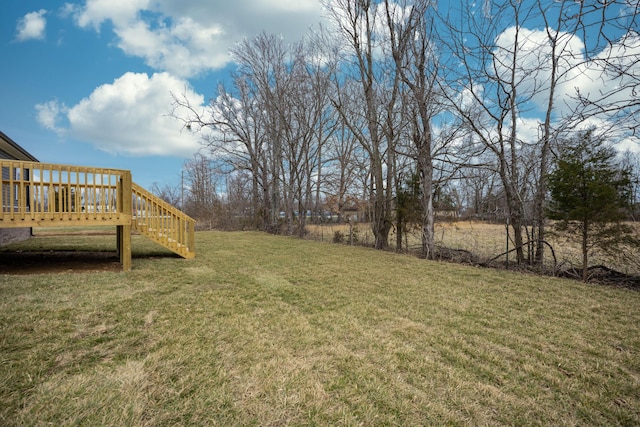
131,183,195,258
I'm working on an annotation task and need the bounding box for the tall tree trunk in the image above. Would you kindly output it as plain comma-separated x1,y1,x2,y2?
507,186,526,265
419,149,435,259
396,173,403,252
581,220,589,282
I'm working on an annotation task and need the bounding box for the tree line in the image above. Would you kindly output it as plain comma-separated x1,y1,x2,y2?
163,0,640,269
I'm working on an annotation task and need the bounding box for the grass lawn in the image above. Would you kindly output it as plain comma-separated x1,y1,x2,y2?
1,231,639,425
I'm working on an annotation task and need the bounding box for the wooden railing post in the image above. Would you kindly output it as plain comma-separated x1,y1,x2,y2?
117,170,132,271
188,219,195,253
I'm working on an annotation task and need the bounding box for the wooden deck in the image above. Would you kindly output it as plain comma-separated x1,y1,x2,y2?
1,160,195,271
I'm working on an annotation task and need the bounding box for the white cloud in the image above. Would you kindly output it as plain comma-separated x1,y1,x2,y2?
255,0,320,13
40,72,204,157
35,100,67,133
493,26,585,114
114,17,230,77
69,0,326,77
16,9,47,41
71,0,150,29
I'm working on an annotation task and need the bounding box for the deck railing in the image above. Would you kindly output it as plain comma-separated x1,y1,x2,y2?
1,160,131,226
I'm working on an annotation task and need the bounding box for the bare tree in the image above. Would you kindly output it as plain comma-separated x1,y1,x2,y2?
182,153,220,226
323,108,363,222
326,0,401,249
384,0,441,258
231,32,292,232
171,73,271,229
151,181,181,208
221,170,254,230
436,2,533,263
279,37,336,236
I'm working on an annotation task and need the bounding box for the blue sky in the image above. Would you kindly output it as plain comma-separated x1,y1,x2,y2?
0,0,325,190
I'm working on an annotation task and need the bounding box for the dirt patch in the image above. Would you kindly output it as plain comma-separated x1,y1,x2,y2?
0,251,122,274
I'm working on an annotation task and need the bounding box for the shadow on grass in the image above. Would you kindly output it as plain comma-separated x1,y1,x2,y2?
0,249,180,274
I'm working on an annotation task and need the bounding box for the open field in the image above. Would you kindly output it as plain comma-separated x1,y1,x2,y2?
1,231,640,425
306,221,640,276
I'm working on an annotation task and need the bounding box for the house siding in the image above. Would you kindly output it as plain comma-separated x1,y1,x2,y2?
1,131,38,246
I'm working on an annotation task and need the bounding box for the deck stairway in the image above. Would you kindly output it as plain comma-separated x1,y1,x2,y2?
131,183,195,259
1,160,195,270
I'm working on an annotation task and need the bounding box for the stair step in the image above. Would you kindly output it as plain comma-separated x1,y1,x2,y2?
136,227,192,254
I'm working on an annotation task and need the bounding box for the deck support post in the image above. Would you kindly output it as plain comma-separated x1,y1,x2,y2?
117,224,131,271
118,171,133,271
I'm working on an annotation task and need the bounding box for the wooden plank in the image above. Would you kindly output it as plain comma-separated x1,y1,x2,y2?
0,215,130,227
118,171,132,271
117,224,132,272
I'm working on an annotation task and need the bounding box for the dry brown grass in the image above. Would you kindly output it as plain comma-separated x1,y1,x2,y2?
306,221,640,275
